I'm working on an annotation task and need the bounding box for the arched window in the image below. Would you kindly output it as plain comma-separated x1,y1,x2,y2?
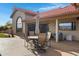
16,17,22,32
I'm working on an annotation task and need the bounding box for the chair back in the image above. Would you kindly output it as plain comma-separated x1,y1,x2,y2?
38,33,46,46
46,32,51,41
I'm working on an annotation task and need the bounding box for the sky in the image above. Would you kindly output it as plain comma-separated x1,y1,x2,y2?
0,3,70,26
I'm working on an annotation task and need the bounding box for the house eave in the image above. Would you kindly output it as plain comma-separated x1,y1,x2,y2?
10,10,17,18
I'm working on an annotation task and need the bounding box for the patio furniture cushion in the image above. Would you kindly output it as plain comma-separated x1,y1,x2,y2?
38,33,47,46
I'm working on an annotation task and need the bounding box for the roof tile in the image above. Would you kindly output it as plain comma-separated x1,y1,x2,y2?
39,5,77,18
15,8,37,16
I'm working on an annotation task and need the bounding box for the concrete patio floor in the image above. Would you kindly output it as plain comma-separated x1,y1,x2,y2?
38,40,79,56
0,37,35,56
0,36,79,56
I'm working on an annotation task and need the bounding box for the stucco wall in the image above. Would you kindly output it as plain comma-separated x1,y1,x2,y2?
12,11,26,34
48,22,55,33
12,11,33,34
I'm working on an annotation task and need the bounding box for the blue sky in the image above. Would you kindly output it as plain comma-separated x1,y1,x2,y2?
0,3,70,26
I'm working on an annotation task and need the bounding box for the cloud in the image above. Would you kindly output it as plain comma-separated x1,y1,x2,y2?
34,3,70,12
51,3,70,8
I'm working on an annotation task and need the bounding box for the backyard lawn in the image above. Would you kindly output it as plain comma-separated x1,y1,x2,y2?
0,33,9,38
0,33,15,38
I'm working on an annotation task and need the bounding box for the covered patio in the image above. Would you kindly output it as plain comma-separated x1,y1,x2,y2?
22,8,79,43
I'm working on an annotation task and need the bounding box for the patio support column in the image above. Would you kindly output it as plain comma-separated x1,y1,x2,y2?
35,12,40,35
35,17,39,35
56,19,59,43
23,22,28,37
24,22,28,47
25,23,28,37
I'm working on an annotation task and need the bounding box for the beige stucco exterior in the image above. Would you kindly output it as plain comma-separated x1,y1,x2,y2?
12,11,26,34
11,10,79,41
12,10,33,34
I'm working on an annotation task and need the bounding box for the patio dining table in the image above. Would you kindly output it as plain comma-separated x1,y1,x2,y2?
27,36,39,40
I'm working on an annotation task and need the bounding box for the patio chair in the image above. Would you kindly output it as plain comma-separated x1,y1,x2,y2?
38,33,46,52
38,33,47,49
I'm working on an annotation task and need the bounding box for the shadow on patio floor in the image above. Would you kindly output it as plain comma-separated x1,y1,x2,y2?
52,40,79,56
37,48,62,56
34,40,79,56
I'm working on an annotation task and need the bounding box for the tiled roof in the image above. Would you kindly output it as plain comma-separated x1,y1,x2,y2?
39,5,77,19
14,8,37,16
11,5,79,19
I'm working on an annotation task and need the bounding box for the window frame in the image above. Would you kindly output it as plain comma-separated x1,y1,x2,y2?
59,22,76,31
16,16,23,32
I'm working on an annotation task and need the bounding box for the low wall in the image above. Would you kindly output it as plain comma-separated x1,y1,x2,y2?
59,31,79,41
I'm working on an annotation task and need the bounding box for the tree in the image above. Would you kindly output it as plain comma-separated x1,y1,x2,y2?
5,20,12,29
0,20,12,32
